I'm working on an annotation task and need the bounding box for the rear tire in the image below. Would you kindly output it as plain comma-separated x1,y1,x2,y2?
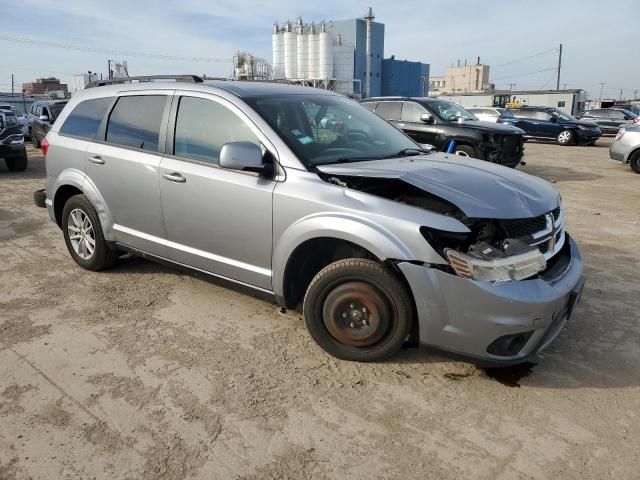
454,144,477,158
630,151,640,174
303,258,413,362
5,149,28,171
556,130,574,146
62,194,118,271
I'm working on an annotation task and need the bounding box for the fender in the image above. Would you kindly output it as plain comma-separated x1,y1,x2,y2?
271,212,414,297
50,168,115,241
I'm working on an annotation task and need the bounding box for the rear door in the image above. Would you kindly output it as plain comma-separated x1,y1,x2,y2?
158,92,276,290
85,91,172,257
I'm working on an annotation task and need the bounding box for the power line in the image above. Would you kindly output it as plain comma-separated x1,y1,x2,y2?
491,66,557,82
0,34,232,63
492,47,558,69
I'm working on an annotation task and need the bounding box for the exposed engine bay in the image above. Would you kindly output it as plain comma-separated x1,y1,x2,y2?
321,173,563,279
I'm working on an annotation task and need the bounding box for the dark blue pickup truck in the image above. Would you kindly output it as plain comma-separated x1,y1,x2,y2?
498,106,601,146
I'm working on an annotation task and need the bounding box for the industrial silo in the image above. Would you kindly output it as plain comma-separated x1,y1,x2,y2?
283,20,297,79
272,23,285,79
296,18,307,79
333,34,354,94
318,22,333,80
307,22,318,80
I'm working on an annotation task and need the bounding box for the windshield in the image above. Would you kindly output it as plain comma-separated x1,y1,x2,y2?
428,101,478,122
549,109,575,121
49,103,66,120
247,94,421,167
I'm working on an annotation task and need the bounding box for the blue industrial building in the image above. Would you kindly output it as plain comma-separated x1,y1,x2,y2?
327,18,385,97
327,18,428,98
381,56,430,97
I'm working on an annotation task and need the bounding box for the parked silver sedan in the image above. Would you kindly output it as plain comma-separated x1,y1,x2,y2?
609,125,640,173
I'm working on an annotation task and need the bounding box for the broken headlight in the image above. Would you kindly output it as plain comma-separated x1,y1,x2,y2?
445,247,546,283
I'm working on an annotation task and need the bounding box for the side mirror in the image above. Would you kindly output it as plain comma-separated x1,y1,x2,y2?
549,116,557,123
39,115,49,122
420,112,434,124
219,141,274,177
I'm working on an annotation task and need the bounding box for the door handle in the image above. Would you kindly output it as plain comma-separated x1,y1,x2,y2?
88,155,105,164
162,172,186,183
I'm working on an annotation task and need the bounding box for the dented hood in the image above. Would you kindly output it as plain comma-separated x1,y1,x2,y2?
317,153,560,219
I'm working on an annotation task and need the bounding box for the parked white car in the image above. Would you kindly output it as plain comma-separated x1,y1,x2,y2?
466,107,504,122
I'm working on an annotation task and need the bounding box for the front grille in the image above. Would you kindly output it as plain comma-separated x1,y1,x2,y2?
501,215,547,237
552,207,561,221
499,135,523,160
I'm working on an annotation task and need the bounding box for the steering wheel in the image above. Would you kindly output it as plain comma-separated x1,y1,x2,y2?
344,129,371,143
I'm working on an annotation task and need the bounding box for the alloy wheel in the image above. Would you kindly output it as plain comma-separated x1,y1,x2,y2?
67,208,95,260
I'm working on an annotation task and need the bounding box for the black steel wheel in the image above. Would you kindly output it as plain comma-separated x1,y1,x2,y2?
303,258,413,362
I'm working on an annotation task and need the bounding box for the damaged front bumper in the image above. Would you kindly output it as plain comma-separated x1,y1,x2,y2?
398,234,585,365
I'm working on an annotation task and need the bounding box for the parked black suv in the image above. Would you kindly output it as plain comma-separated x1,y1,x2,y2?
0,109,28,171
361,97,525,167
575,108,638,135
28,100,67,148
498,106,601,146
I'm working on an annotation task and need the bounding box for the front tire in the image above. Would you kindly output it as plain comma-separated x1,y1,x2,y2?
303,259,413,362
630,151,640,174
5,149,28,171
556,130,574,146
62,194,118,271
454,144,477,158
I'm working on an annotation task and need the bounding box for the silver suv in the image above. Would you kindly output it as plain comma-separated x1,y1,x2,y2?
34,79,585,364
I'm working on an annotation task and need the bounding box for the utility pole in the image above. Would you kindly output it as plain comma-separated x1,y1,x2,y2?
634,90,638,100
11,73,14,97
556,43,562,90
619,89,623,101
562,83,568,90
363,7,374,98
599,82,606,102
508,83,516,91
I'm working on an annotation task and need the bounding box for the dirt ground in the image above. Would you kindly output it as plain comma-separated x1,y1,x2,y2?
1,139,639,479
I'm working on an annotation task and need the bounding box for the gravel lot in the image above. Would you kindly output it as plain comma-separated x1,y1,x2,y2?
1,139,639,479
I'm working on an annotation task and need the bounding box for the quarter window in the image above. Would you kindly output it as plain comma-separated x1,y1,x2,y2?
173,96,260,164
59,97,113,140
106,95,166,152
375,102,402,121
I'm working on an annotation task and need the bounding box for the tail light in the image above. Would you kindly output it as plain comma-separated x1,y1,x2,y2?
41,138,49,159
615,129,625,141
632,118,640,125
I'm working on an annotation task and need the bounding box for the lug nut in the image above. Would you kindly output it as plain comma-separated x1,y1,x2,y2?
362,307,367,313
342,313,347,318
350,303,355,308
349,322,355,328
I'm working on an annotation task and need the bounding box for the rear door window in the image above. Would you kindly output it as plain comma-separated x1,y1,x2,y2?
375,102,402,121
59,97,113,140
106,95,166,152
361,102,377,111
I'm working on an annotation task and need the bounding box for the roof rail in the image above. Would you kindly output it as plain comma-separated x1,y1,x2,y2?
86,75,204,88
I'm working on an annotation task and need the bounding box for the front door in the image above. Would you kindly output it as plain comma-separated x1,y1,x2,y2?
85,92,171,257
397,101,441,147
158,93,275,290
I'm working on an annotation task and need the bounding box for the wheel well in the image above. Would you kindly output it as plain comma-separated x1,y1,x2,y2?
628,147,640,163
53,185,83,227
282,238,378,309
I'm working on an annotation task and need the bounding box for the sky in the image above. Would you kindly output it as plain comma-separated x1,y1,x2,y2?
0,0,638,100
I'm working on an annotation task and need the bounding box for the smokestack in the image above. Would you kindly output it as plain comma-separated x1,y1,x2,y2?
364,7,374,98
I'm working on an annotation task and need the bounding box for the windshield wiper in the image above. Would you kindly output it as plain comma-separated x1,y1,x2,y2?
380,148,430,159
